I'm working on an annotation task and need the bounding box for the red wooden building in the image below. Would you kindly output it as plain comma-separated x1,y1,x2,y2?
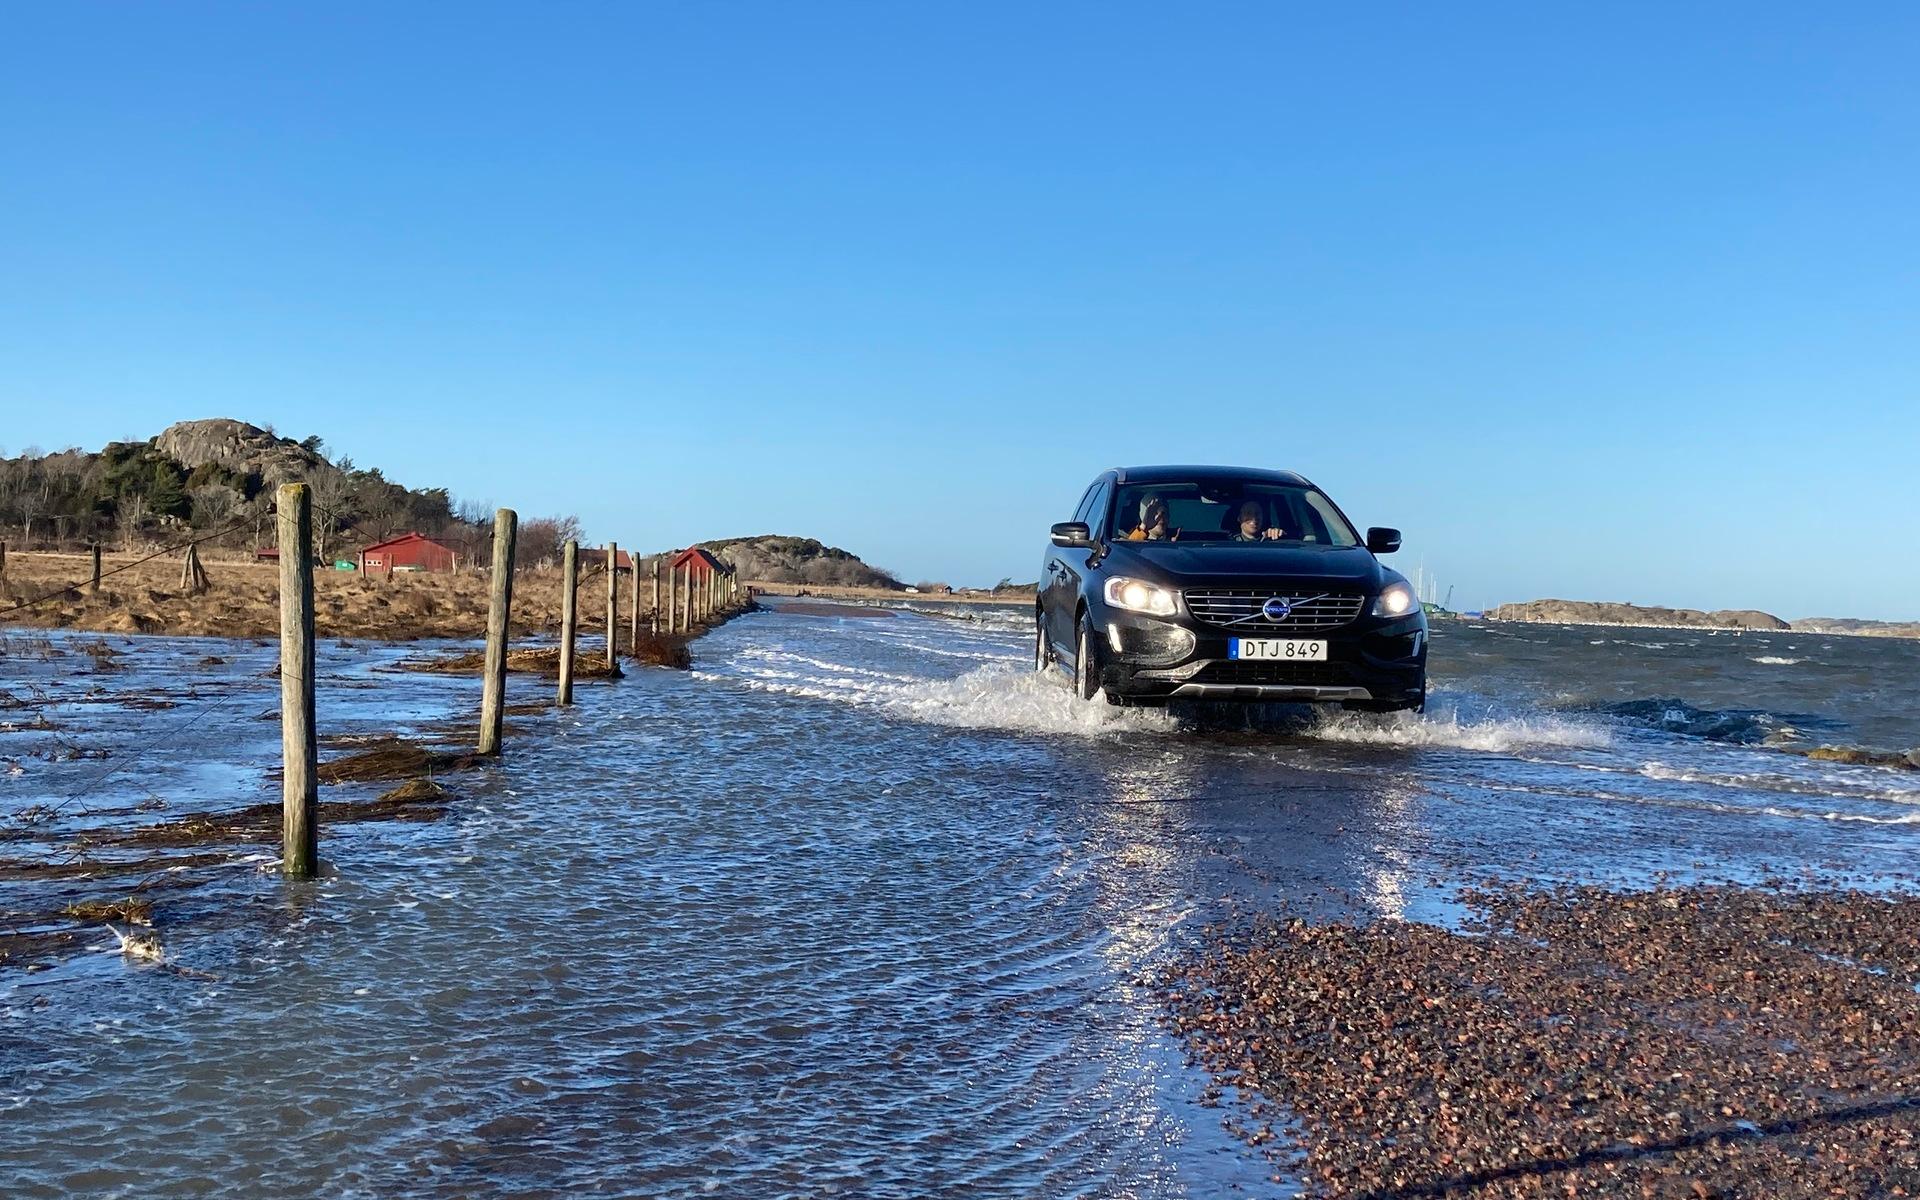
359,532,458,574
668,547,728,580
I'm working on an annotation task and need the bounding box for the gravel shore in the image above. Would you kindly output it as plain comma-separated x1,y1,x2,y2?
1168,884,1920,1197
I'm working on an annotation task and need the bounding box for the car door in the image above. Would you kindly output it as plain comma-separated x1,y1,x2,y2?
1045,481,1100,653
1054,479,1110,651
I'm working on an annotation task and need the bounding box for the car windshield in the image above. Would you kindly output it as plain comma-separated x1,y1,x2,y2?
1109,481,1360,547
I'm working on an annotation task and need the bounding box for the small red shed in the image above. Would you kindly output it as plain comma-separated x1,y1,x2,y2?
359,532,458,574
669,547,728,580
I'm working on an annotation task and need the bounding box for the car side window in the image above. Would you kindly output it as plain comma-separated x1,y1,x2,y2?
1071,483,1099,527
1086,482,1113,538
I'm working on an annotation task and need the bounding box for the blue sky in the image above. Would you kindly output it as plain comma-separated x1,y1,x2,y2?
3,4,1915,617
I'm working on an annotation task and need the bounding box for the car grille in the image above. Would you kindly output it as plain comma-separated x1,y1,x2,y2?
1189,661,1354,687
1182,589,1367,631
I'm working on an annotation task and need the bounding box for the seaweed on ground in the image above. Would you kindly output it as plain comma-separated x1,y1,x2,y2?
312,738,483,784
401,645,625,679
63,896,154,925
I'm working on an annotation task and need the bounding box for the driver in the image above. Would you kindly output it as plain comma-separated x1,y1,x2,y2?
1231,500,1284,541
1125,495,1179,541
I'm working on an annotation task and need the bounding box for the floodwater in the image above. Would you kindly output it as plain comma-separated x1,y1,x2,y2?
3,604,1919,1197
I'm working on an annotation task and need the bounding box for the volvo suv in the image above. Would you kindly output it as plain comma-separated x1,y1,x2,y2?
1036,466,1427,710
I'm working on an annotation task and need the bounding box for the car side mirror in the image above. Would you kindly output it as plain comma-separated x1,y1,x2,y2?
1050,521,1094,548
1366,527,1402,554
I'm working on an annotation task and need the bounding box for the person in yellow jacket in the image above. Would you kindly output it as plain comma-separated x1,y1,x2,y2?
1125,495,1179,541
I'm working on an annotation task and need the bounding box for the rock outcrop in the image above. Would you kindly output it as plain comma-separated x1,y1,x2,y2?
701,535,901,590
153,419,333,487
1486,600,1790,631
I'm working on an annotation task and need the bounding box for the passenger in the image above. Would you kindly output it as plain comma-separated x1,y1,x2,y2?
1231,500,1284,542
1126,496,1179,541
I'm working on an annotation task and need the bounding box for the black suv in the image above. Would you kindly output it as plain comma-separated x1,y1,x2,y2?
1037,466,1426,710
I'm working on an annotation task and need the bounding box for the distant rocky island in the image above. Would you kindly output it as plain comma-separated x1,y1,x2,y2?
1487,599,1920,638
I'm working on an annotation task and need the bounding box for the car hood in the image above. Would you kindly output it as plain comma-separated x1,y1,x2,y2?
1109,542,1382,587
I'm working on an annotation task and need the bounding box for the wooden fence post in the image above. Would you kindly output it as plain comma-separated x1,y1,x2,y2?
90,542,102,594
679,562,690,633
277,484,318,879
628,546,640,649
557,539,578,706
180,543,209,594
605,540,619,670
478,508,518,756
650,558,660,635
0,539,7,576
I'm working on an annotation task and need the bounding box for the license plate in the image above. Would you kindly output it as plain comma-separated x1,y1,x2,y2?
1229,638,1328,661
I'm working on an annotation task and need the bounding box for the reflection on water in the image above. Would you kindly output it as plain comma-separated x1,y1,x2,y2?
3,606,1918,1197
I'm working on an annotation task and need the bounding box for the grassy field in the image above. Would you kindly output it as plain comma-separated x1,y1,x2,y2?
0,550,697,640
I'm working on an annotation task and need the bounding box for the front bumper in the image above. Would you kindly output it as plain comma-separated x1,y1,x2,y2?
1096,610,1427,704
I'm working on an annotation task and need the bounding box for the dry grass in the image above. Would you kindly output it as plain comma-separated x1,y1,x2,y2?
0,549,731,641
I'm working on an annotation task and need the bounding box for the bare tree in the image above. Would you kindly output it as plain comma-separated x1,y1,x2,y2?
18,492,43,547
516,515,584,569
188,485,237,537
360,490,405,544
309,469,355,562
118,492,150,549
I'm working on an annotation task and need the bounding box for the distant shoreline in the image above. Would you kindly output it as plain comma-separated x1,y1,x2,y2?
745,581,1032,606
1485,598,1920,640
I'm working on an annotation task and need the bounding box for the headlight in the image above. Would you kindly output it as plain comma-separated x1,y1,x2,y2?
1103,576,1178,617
1372,582,1416,617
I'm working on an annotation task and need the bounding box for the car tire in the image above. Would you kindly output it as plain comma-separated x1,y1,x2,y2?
1034,611,1051,674
1074,616,1100,702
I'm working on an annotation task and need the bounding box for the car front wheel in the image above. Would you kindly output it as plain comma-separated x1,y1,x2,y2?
1034,610,1051,674
1074,617,1100,702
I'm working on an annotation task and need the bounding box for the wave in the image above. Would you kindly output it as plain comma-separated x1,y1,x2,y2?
1588,697,1841,746
1640,761,1920,805
1751,656,1803,666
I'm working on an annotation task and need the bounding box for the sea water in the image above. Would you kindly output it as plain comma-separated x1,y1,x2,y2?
3,604,1917,1197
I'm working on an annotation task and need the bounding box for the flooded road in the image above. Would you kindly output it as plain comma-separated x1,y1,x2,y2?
4,603,1918,1197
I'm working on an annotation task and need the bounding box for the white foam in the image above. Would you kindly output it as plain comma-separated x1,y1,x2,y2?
1305,707,1613,752
1641,761,1920,804
721,661,1175,738
1751,656,1802,666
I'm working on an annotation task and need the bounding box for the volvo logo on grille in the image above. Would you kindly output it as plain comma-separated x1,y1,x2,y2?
1261,597,1294,622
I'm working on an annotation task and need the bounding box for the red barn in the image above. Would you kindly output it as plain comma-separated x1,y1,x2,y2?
359,532,458,574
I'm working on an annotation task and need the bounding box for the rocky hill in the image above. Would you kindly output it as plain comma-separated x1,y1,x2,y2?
700,535,902,590
153,418,332,487
1486,600,1790,631
0,418,477,559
